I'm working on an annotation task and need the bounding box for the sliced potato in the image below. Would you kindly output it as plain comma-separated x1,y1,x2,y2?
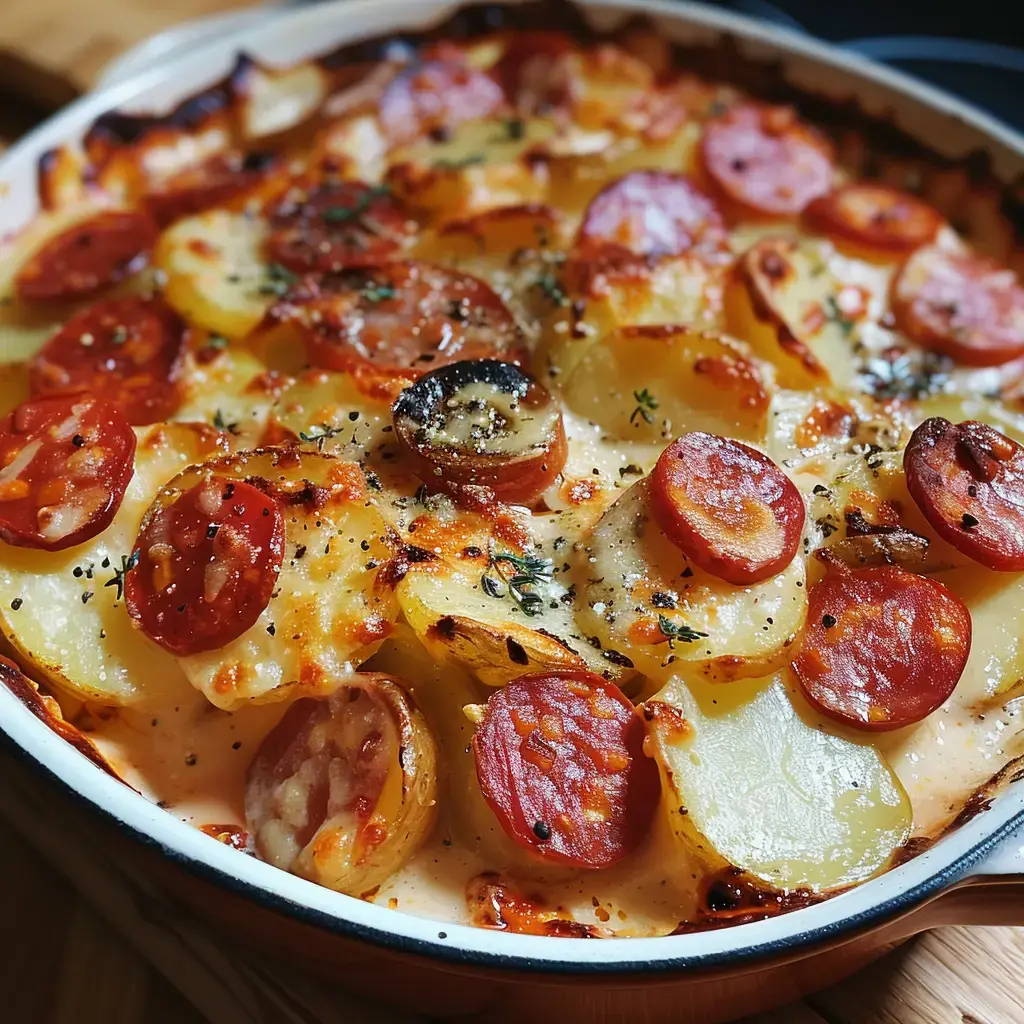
392,509,613,685
544,125,701,218
156,209,274,339
541,254,727,382
386,118,556,219
175,347,288,447
574,477,807,683
145,448,398,710
644,673,912,891
312,113,388,182
0,423,224,707
267,369,394,458
724,236,858,389
246,671,437,896
560,325,769,444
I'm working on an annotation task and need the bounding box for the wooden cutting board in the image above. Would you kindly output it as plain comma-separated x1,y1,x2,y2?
1,2,1023,1020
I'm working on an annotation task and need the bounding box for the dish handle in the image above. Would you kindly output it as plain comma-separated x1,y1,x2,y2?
916,824,1024,929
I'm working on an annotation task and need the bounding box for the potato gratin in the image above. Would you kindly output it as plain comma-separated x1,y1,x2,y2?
2,2,1024,937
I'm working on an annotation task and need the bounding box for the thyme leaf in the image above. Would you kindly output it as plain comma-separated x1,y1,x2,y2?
630,388,659,426
104,552,139,602
657,614,708,646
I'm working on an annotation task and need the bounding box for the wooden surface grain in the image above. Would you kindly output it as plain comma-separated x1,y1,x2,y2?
1,2,1024,1021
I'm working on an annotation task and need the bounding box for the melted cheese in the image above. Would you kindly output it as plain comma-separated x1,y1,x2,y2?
1,22,1022,939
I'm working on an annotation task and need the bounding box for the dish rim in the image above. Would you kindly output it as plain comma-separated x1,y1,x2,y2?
1,0,1023,973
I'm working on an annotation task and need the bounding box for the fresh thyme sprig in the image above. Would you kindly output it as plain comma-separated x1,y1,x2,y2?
105,552,139,602
533,273,570,308
823,295,856,336
630,388,659,426
258,262,299,297
657,614,708,647
213,409,241,435
361,283,397,303
321,184,391,223
487,549,553,618
299,423,346,451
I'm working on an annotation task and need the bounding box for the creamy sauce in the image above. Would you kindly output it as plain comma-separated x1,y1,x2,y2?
3,30,1023,939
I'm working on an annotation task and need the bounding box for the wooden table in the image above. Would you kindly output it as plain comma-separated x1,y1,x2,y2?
1,2,1023,1021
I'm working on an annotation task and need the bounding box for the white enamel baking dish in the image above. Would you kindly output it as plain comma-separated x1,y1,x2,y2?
1,2,1023,1020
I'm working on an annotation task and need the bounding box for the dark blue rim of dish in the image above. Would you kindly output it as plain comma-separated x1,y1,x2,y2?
3,726,1022,976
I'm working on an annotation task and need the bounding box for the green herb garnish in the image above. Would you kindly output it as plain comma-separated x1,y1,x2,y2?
105,552,139,602
321,184,391,223
433,154,486,170
299,423,345,451
630,388,659,426
361,283,397,303
258,262,299,297
533,273,570,308
823,295,856,336
489,549,553,618
213,409,241,435
657,615,708,646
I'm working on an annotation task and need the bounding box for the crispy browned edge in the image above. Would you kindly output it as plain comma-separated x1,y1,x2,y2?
5,0,1023,925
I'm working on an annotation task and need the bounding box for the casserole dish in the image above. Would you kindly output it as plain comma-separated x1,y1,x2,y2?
1,1,1024,1020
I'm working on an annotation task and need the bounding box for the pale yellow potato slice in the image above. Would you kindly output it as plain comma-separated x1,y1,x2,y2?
724,235,858,390
156,209,275,339
560,325,769,445
0,422,224,707
174,347,287,449
574,477,807,683
141,448,398,711
644,673,912,891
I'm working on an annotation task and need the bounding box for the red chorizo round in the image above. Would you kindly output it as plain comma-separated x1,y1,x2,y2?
699,103,834,219
28,296,186,425
793,565,971,731
124,477,285,655
892,246,1024,366
473,671,659,869
15,210,158,303
649,432,804,585
0,395,136,551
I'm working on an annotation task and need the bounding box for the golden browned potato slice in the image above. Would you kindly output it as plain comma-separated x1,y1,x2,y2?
174,347,290,448
574,477,807,684
246,672,437,896
540,254,728,383
386,118,556,219
560,325,769,444
393,506,613,685
724,235,858,389
644,672,912,891
156,209,275,339
0,423,224,708
143,448,398,711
